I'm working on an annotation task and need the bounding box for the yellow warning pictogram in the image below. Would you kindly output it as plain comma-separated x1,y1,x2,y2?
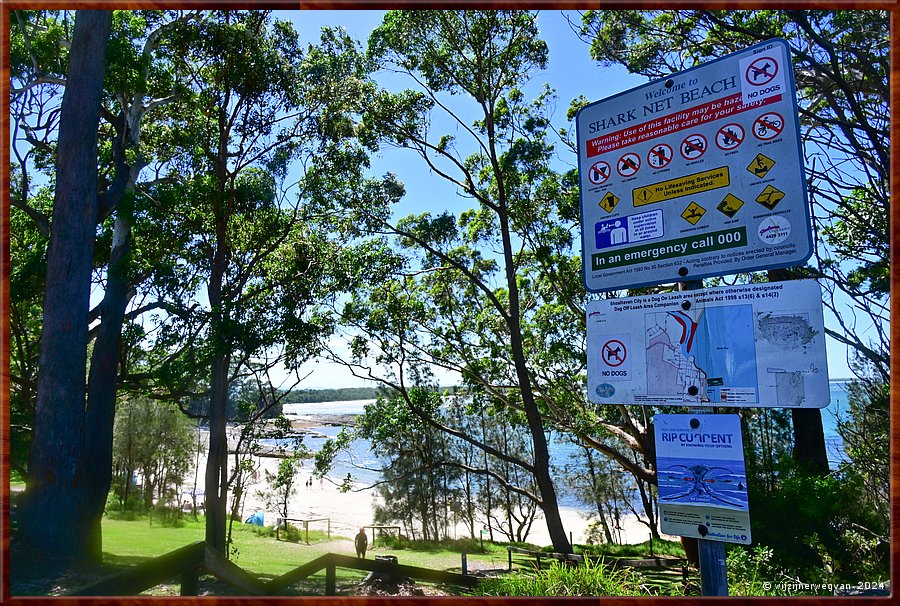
681,201,706,225
747,153,776,178
717,194,744,218
598,192,620,213
756,185,785,210
635,187,655,205
632,167,729,206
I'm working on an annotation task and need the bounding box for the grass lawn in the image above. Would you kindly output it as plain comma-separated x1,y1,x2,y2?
93,516,693,595
101,515,515,591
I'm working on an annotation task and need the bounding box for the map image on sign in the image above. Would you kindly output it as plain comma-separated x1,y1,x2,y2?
587,280,829,407
646,305,758,403
576,38,812,292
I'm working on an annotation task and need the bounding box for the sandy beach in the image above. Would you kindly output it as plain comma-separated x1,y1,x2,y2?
185,428,670,547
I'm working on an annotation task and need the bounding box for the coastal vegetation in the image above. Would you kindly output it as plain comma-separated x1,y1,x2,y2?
9,7,890,596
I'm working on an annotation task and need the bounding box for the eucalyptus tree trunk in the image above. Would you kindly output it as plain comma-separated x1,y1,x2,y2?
83,209,133,556
18,10,112,563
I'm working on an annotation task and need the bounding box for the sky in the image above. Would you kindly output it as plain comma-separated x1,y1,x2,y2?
269,9,858,389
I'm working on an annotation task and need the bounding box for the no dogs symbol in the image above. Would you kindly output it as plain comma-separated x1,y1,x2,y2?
602,340,627,367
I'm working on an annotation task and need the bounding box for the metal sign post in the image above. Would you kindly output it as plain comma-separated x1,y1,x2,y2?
698,539,729,596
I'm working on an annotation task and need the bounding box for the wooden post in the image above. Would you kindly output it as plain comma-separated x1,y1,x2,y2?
180,566,200,596
327,518,331,540
305,521,310,545
461,552,467,575
508,548,513,571
325,563,336,596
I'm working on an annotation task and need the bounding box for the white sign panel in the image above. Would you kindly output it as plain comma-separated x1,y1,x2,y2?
587,280,829,407
655,414,751,544
576,38,812,292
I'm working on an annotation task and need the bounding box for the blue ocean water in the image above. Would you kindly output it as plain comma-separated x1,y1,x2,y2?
272,380,852,507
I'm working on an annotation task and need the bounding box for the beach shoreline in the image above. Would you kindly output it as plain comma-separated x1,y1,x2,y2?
180,426,672,547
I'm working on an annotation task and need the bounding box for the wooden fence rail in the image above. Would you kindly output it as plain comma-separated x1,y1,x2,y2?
69,542,480,596
506,546,688,574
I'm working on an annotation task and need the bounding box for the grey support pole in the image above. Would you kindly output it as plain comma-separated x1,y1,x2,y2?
699,540,729,596
680,279,729,597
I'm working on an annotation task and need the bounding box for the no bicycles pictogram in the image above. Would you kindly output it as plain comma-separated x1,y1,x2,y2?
753,112,784,140
601,339,627,367
745,56,778,86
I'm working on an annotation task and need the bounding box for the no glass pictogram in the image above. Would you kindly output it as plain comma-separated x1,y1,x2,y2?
601,339,627,367
588,160,611,185
680,134,708,160
617,153,641,177
753,112,784,140
745,56,779,86
647,144,673,169
715,124,744,150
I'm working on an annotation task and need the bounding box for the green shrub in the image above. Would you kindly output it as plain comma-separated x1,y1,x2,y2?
152,505,185,528
375,535,487,553
471,557,647,596
578,538,686,559
726,545,797,596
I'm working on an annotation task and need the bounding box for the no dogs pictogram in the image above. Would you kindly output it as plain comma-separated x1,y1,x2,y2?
588,161,611,185
753,112,784,140
715,124,745,150
617,153,641,177
602,339,627,367
745,56,778,86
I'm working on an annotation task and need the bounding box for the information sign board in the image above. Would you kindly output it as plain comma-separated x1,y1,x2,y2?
586,280,829,407
655,414,751,544
576,38,812,292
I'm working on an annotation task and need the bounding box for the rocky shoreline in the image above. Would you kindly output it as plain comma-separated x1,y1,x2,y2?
226,413,358,458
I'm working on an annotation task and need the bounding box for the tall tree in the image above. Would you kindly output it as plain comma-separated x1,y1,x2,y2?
340,10,573,552
151,11,390,553
10,10,202,561
17,9,112,562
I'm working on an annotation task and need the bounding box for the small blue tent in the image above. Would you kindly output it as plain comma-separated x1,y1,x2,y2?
244,511,265,526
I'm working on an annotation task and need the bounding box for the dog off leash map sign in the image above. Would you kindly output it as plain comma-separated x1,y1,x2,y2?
655,414,751,544
576,39,812,292
586,280,829,407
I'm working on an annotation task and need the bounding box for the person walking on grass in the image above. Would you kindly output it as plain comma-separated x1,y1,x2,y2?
355,527,369,558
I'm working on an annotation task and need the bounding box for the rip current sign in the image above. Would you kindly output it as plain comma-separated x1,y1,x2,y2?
655,414,751,544
576,38,812,292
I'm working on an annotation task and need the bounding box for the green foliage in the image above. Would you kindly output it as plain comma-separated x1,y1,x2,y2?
280,386,390,404
471,558,646,596
111,396,196,510
747,460,888,582
258,454,303,520
726,545,801,596
838,376,889,531
578,538,685,559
